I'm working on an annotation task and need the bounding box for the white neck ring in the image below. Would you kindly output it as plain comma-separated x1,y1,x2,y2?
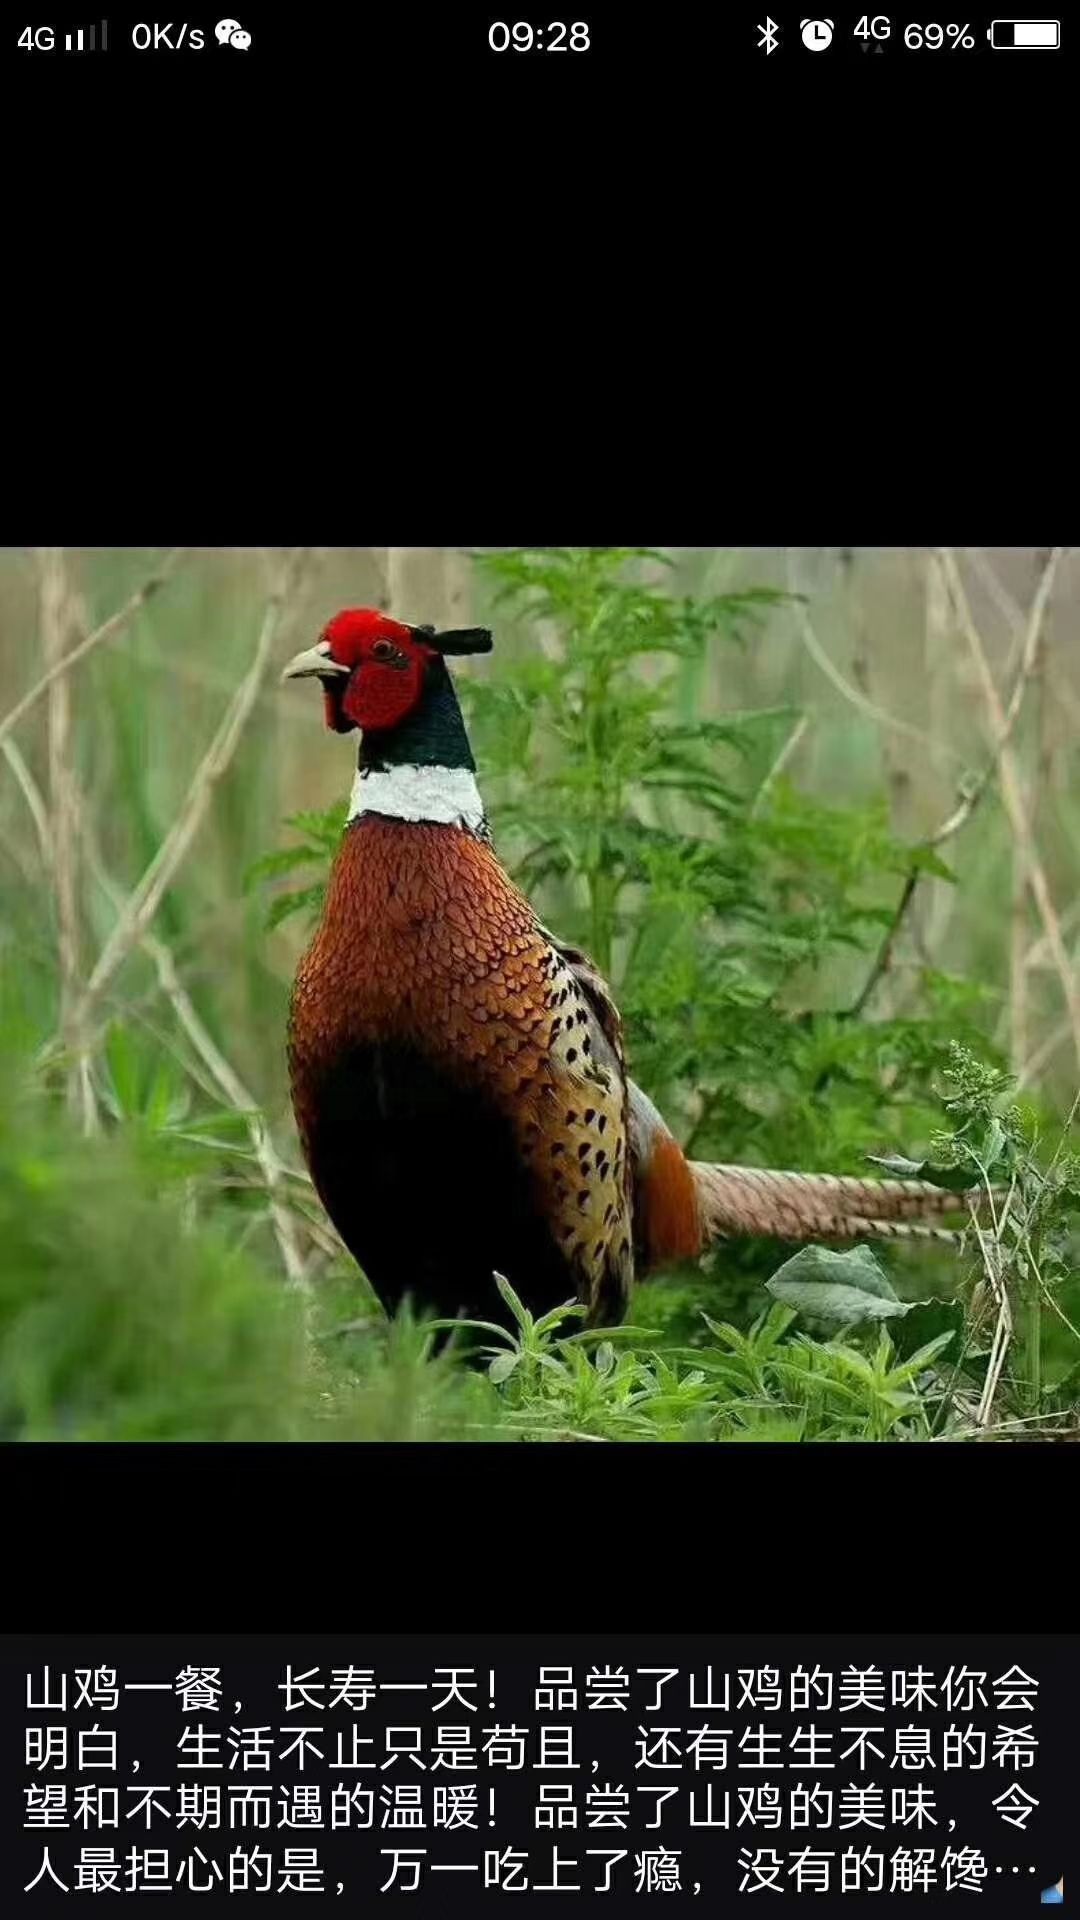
347,762,487,833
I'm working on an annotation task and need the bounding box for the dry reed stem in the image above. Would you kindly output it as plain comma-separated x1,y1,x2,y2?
1009,846,1030,1076
938,548,1080,1073
846,550,912,854
968,551,1078,988
82,819,310,1292
139,937,311,1295
1,738,51,861
67,548,311,1044
786,551,957,759
750,713,811,818
848,550,1061,1022
925,548,1061,848
1,731,312,1294
1024,901,1080,974
36,549,98,1132
1017,1016,1073,1091
382,547,478,635
0,547,186,752
971,1213,1012,1427
444,548,474,625
38,552,79,1001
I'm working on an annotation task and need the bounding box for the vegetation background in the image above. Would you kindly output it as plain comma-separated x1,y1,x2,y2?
1,545,1077,1441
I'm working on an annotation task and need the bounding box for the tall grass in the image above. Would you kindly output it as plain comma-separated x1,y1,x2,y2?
0,546,1077,1440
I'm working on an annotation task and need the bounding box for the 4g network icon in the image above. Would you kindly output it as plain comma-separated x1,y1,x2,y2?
16,17,253,51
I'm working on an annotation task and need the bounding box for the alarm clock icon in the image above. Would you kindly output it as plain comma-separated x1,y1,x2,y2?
801,18,834,47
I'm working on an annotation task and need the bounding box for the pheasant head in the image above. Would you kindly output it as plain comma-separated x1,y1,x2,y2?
281,609,491,741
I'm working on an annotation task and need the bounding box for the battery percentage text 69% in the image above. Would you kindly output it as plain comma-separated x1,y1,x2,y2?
905,21,975,45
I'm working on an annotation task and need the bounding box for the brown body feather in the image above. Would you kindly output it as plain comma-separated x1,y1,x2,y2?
289,817,635,1324
289,815,975,1327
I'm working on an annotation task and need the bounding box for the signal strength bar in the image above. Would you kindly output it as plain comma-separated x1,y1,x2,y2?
63,21,108,51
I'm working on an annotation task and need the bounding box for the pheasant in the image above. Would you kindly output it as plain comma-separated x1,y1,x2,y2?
282,609,969,1332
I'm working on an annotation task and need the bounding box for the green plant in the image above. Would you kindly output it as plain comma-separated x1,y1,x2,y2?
878,1043,1080,1434
244,805,348,931
472,1297,957,1443
0,1057,310,1441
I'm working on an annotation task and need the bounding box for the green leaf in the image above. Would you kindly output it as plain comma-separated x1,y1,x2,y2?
489,1351,521,1385
765,1244,910,1327
242,844,328,892
532,1300,589,1338
569,1322,660,1342
908,844,958,883
285,806,348,843
890,1299,966,1368
977,1117,1007,1171
726,1410,809,1443
265,885,327,931
103,1023,142,1119
864,1154,975,1193
493,1272,531,1333
889,1329,956,1380
424,1318,514,1344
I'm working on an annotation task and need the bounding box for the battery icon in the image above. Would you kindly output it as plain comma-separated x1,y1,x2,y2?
988,19,1060,46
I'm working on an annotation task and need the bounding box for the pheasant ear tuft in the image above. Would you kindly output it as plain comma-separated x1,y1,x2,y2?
426,627,494,656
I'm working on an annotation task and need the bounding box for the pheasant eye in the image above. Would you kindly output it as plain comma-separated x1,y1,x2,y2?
372,639,395,661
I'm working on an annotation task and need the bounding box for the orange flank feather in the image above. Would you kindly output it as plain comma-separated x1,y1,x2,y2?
638,1129,704,1271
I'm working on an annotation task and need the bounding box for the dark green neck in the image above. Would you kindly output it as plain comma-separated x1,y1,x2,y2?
358,658,476,773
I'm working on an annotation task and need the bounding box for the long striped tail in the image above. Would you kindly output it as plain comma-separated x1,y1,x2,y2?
691,1162,980,1247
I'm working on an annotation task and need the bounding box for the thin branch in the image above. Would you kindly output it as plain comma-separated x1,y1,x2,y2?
0,547,187,751
1041,1083,1080,1182
1016,1018,1073,1091
926,547,1062,846
1040,1282,1080,1349
939,547,1080,1074
1009,840,1030,1076
847,548,1064,1018
848,872,919,1018
749,713,811,819
965,1410,1076,1437
971,1215,1012,1428
65,548,310,1043
1,737,52,865
1022,896,1080,974
786,552,959,758
962,548,1052,683
0,821,41,887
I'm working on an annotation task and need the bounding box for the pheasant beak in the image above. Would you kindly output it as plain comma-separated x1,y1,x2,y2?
280,642,351,683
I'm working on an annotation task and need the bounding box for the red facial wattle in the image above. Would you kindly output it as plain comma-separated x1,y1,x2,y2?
341,649,429,733
317,609,436,736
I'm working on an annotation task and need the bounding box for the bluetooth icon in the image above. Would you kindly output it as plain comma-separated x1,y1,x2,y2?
757,16,780,52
